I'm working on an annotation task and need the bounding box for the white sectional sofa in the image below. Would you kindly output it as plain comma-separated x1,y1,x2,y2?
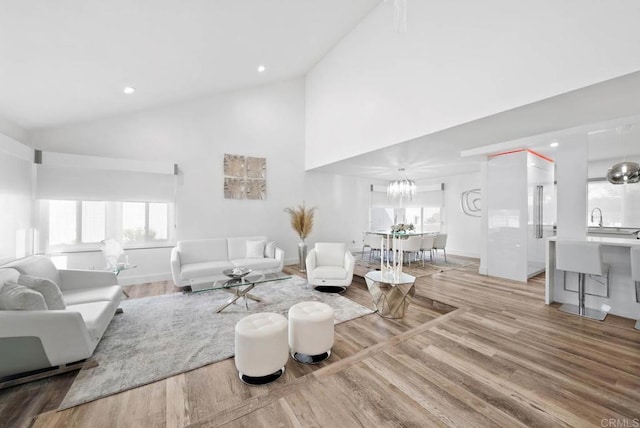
170,236,284,290
0,256,125,379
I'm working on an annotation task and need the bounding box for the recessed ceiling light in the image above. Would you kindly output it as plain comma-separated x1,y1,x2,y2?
123,86,135,94
550,141,559,148
257,65,266,73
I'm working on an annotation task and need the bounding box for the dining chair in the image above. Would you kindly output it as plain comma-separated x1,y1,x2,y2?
432,233,448,263
420,235,435,266
361,232,371,260
401,235,422,266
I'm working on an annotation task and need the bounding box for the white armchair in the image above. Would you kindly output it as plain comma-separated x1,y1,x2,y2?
305,242,355,293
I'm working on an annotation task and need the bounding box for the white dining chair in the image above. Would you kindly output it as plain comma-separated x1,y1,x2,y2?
420,235,435,266
364,233,384,263
401,235,422,266
432,233,448,263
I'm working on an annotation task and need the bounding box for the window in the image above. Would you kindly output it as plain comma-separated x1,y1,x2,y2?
369,206,442,233
122,202,169,243
39,200,172,253
587,180,640,227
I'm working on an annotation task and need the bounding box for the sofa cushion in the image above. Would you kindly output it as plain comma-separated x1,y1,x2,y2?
63,286,124,307
315,243,346,267
178,239,228,265
6,256,62,289
227,236,267,260
231,258,281,271
265,241,276,259
0,268,20,291
180,261,235,280
67,301,115,342
246,240,266,259
0,282,48,310
312,266,348,280
18,275,66,310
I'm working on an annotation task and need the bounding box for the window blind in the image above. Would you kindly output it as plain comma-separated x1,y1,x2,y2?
35,151,177,202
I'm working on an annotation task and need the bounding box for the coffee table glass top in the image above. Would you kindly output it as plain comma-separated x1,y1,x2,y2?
192,272,292,293
365,270,416,285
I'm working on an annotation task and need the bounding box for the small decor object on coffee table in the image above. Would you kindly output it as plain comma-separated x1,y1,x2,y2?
223,267,252,279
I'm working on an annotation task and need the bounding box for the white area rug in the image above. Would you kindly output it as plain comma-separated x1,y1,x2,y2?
59,276,373,410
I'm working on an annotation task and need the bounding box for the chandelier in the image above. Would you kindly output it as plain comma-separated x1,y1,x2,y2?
387,168,416,201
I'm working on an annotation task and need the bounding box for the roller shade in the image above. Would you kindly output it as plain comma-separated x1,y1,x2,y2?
35,151,177,202
370,184,443,207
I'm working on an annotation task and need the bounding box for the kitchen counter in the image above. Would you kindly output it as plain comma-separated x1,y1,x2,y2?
588,227,640,239
545,237,640,320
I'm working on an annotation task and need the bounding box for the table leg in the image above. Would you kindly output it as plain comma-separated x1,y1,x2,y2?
215,284,257,313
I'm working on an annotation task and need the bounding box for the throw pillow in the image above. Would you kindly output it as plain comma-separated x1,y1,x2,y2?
17,275,66,310
0,282,48,310
264,241,277,259
246,240,266,259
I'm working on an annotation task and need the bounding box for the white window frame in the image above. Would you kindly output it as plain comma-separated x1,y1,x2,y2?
37,200,175,254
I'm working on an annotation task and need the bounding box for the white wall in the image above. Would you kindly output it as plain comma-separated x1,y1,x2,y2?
0,133,33,264
306,0,640,170
419,172,482,258
28,78,372,284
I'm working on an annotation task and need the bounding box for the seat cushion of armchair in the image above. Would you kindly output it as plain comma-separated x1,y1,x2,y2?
180,260,235,280
66,301,115,342
63,286,124,307
311,266,348,280
231,258,281,271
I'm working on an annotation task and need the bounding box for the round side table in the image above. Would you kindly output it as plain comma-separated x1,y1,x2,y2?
364,270,416,319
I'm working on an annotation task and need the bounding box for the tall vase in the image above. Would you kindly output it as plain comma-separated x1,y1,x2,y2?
298,240,308,273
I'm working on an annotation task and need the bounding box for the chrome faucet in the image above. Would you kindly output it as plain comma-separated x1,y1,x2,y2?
591,208,603,228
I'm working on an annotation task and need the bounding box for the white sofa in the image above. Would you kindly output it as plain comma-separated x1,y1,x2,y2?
0,256,124,379
305,242,355,292
170,236,284,290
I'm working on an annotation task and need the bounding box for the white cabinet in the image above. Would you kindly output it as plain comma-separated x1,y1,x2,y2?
487,151,555,282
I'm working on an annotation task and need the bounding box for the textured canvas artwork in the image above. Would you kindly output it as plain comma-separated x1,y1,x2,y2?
223,154,266,199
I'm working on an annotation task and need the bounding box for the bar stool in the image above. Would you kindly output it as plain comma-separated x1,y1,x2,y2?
556,241,608,321
630,246,640,330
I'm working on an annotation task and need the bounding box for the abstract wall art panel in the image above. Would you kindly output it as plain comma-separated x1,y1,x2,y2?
224,154,246,177
245,178,267,200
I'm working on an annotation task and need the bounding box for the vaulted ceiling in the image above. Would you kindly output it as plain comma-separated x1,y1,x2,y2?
0,0,380,129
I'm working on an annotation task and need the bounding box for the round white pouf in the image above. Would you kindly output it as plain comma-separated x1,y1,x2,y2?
234,312,288,385
288,301,335,364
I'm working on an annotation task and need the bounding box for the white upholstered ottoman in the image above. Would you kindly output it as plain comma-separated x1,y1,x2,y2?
234,312,288,385
288,301,335,364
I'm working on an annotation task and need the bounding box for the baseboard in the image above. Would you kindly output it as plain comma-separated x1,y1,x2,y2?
117,272,173,286
447,249,480,259
478,266,488,275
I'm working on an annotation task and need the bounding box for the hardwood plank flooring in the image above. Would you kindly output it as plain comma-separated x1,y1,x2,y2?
1,257,639,427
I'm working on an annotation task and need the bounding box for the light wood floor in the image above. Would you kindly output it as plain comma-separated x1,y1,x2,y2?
1,258,639,427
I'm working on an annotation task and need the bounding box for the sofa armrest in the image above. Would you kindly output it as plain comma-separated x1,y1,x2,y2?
170,247,182,286
0,310,94,374
344,251,355,282
274,247,285,271
58,269,118,291
305,249,317,278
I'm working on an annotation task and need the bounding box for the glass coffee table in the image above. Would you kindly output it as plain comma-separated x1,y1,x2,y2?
192,271,292,313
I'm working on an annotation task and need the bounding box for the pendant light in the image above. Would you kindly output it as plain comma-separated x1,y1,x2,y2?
606,125,640,185
387,168,416,201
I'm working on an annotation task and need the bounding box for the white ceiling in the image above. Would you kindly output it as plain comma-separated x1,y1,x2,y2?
0,0,380,129
311,71,640,181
